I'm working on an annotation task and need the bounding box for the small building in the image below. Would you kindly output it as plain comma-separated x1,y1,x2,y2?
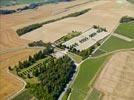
52,51,65,58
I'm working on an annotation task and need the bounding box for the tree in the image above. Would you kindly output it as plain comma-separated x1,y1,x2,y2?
8,66,13,71
18,61,23,69
28,55,35,64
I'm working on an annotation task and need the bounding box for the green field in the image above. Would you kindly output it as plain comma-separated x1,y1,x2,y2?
115,22,134,39
62,93,69,100
67,52,82,63
70,55,109,100
87,89,102,100
92,49,106,57
12,90,34,100
100,36,134,52
127,0,134,4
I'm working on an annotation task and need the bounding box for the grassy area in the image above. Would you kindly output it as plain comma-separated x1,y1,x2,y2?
67,52,82,63
62,88,71,100
115,22,134,39
127,0,134,4
70,55,109,100
92,49,106,57
12,90,34,100
87,88,102,100
100,36,134,52
62,93,69,100
55,31,81,44
25,77,40,84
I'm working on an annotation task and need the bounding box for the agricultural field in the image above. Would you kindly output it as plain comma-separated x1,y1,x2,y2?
70,55,109,100
0,48,41,100
12,90,34,100
0,0,134,100
95,51,134,100
87,88,102,100
115,22,134,39
21,0,134,43
100,36,134,52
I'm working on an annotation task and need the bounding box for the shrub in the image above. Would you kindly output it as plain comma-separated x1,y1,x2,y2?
120,16,134,23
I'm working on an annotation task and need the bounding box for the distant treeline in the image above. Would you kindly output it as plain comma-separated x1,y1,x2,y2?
120,16,134,23
16,8,91,36
127,0,134,4
0,0,74,15
0,9,16,14
0,3,41,15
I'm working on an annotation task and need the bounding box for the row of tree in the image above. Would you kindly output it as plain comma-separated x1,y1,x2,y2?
15,44,54,71
28,40,50,47
120,16,134,23
16,8,91,36
17,23,42,36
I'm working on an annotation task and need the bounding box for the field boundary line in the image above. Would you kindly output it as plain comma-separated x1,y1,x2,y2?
84,55,111,100
7,70,26,100
112,33,132,42
92,48,134,59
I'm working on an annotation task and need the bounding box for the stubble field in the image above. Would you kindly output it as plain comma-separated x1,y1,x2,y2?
94,51,134,100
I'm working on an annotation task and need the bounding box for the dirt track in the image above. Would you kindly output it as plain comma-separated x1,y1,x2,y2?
0,48,41,100
94,51,134,100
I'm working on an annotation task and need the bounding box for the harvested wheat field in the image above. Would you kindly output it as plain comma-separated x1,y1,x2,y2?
94,51,134,100
0,48,41,100
21,0,134,42
0,0,92,51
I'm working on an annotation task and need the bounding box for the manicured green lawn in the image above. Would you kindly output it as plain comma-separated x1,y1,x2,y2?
12,90,33,100
67,52,82,63
87,89,102,100
70,55,109,100
115,22,134,39
100,36,134,52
